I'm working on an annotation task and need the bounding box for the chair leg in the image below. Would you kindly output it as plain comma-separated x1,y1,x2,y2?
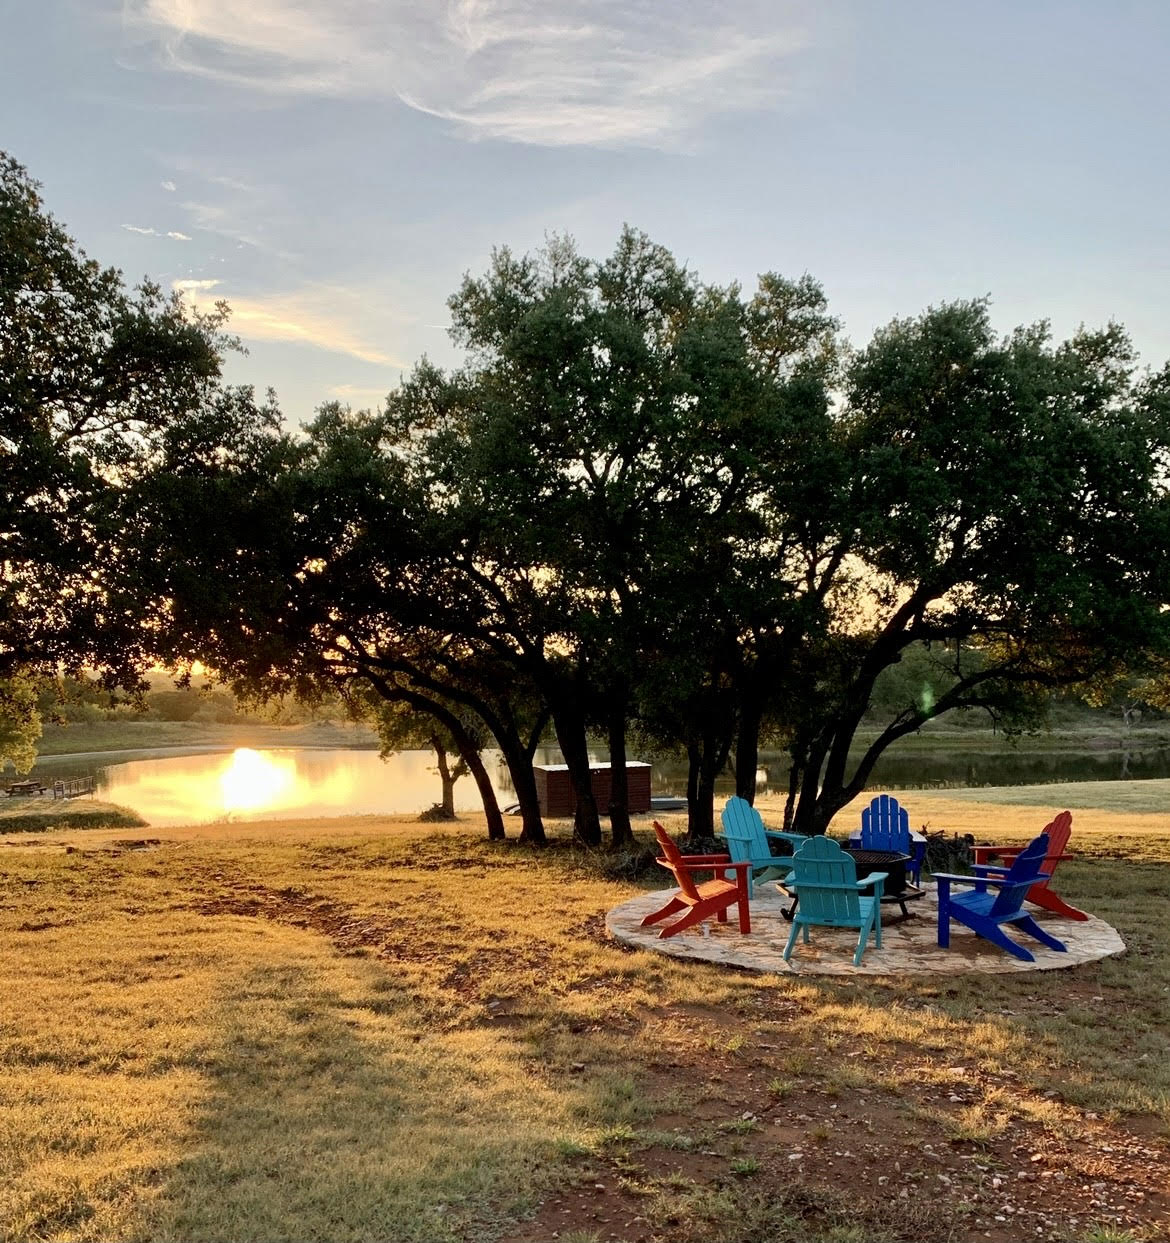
735,891,751,935
972,922,1036,962
658,905,710,938
1013,914,1067,953
1028,888,1089,921
641,895,686,928
783,918,800,962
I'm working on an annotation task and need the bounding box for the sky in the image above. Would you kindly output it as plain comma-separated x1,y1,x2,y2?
3,1,1169,425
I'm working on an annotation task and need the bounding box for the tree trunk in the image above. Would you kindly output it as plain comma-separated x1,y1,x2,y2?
606,707,634,849
511,758,547,844
433,736,456,817
373,680,509,841
685,740,700,830
494,728,546,844
463,743,507,841
553,703,602,848
734,688,761,805
685,716,734,837
783,745,803,833
689,776,716,837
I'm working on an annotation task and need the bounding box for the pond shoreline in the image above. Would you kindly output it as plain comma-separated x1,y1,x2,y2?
15,721,1170,829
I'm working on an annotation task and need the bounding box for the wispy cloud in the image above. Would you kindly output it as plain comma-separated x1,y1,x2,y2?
327,383,392,405
122,1,811,148
167,168,297,256
174,277,407,366
122,222,191,239
161,179,177,191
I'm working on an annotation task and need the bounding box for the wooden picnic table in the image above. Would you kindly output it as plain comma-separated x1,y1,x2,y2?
5,780,47,797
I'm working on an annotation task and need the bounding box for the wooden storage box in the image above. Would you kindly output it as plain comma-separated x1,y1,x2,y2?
533,762,651,817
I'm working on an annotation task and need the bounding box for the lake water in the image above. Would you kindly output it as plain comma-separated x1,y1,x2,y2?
27,740,1170,827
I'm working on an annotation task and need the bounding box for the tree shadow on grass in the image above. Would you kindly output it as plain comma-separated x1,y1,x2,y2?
130,940,572,1243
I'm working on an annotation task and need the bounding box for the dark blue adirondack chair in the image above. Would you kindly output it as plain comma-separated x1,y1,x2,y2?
935,833,1069,963
860,793,925,885
782,835,887,967
719,796,807,898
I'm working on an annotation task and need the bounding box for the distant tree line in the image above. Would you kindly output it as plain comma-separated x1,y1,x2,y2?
4,154,1170,843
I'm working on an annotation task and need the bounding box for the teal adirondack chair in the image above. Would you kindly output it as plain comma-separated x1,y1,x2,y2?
782,836,887,967
719,796,807,897
860,793,925,885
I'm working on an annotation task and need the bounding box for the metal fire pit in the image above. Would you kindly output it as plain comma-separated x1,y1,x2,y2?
779,846,924,922
843,847,923,917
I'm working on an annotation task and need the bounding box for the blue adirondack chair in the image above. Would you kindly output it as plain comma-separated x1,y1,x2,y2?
935,832,1069,962
719,796,807,897
782,835,887,967
860,793,925,885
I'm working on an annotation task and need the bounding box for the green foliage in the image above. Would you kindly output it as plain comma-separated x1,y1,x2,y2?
0,672,42,773
0,152,277,761
124,226,1170,843
146,689,203,723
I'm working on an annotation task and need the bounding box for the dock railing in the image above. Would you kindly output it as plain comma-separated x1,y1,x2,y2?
52,775,96,800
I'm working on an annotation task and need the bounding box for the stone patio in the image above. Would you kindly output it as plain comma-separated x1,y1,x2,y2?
606,884,1125,975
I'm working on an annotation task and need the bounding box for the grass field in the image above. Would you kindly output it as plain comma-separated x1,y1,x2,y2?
0,797,147,834
2,793,1168,1243
32,718,380,759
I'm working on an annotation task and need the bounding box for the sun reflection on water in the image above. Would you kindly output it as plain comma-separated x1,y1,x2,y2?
218,748,297,812
85,746,503,826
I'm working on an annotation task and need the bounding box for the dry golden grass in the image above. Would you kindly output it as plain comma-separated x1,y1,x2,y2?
1,816,744,1241
2,792,1168,1242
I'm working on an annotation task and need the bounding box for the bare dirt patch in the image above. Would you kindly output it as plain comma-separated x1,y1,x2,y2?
503,1000,1170,1242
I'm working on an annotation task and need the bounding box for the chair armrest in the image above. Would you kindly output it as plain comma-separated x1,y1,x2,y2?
677,853,734,864
974,846,1075,867
764,830,807,846
860,871,886,899
933,871,1051,887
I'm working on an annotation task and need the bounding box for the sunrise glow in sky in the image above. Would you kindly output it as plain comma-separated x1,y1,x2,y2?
5,2,1168,424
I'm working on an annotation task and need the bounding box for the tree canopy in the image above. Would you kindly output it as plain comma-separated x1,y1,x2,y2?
0,152,277,769
126,226,1170,843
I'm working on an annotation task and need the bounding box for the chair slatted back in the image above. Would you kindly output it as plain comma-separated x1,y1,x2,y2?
988,833,1051,919
860,793,911,854
721,827,753,870
652,821,702,903
720,795,773,865
1038,811,1073,882
790,835,861,923
720,796,761,859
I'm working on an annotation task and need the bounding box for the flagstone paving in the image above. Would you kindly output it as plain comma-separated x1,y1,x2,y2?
606,883,1125,975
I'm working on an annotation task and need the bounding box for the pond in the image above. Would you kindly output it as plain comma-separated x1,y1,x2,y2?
29,748,495,827
27,738,1170,828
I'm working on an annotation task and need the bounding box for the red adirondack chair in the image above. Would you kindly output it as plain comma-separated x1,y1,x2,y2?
640,821,752,939
971,810,1088,921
